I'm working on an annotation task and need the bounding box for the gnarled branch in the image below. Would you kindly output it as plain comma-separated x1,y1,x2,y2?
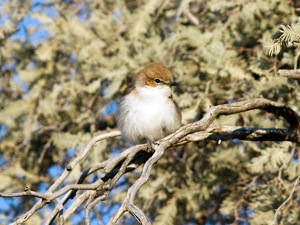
1,98,299,225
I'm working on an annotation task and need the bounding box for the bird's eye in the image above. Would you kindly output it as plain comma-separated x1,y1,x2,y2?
154,78,161,84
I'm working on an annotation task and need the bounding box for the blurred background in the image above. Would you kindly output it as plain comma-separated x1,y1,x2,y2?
0,0,299,224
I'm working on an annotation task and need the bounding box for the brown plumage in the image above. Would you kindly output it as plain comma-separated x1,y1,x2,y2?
117,63,181,144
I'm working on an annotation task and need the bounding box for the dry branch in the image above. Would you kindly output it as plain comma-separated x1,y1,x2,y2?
278,69,300,80
1,98,299,225
272,175,300,225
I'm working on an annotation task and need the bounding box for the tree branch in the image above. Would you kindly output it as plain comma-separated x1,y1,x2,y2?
278,69,300,80
272,175,300,225
1,98,299,224
181,125,296,143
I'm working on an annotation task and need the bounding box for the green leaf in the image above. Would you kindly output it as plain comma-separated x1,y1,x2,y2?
153,197,177,225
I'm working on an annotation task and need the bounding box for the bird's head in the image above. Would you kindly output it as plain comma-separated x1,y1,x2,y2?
135,63,178,88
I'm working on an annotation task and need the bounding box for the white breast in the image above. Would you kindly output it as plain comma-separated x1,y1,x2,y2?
117,85,181,144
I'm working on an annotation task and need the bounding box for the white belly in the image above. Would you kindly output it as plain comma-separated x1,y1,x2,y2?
117,86,181,144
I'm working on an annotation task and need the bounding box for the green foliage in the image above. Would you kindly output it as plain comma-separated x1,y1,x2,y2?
0,0,299,224
153,197,177,225
265,17,300,56
247,143,292,173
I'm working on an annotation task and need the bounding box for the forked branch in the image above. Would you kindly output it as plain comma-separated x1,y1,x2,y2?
0,98,299,225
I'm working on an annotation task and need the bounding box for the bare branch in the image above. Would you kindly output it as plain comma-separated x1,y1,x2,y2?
272,175,300,225
0,188,48,200
10,131,121,225
2,98,300,224
107,98,300,224
181,125,296,143
63,191,91,221
48,130,121,193
278,69,300,80
183,9,199,25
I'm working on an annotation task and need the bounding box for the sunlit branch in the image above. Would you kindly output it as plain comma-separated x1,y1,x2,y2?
1,98,299,225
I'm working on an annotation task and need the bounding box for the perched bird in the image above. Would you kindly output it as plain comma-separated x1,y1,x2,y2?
117,63,181,145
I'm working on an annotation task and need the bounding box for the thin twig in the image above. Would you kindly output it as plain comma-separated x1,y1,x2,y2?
12,131,121,225
0,189,47,200
272,175,300,225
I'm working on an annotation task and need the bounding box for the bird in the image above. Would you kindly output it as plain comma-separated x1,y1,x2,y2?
117,63,181,145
